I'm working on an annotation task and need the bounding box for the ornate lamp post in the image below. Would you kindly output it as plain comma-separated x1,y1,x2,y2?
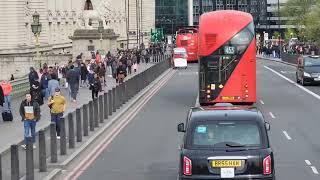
98,20,104,51
31,11,42,69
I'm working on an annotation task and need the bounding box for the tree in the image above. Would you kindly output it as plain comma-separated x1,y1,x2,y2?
272,31,281,39
284,28,297,41
281,0,317,30
305,1,320,45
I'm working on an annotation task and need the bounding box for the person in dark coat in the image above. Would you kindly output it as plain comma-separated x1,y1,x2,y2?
80,63,88,87
28,67,39,87
89,74,102,100
30,81,43,106
116,61,127,84
0,86,4,106
66,65,80,102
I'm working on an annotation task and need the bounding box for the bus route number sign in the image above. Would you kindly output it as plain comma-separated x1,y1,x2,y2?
224,46,236,55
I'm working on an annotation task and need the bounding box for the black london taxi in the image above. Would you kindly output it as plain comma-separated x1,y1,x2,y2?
177,104,275,179
296,55,320,85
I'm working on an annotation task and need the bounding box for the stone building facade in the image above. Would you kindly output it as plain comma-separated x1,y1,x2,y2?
0,0,155,80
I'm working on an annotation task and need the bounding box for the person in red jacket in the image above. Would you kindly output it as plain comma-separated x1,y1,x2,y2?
0,80,13,111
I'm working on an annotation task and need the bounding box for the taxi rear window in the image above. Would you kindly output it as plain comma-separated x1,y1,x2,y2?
190,121,262,148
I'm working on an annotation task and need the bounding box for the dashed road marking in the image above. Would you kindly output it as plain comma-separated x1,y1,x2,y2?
305,160,312,166
259,100,265,105
282,131,292,140
264,65,320,101
311,166,319,174
269,112,276,119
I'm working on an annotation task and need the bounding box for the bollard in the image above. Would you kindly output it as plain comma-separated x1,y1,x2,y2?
60,117,67,155
99,95,104,123
83,104,89,136
108,90,113,116
76,108,82,142
39,130,47,172
68,113,75,148
11,145,19,180
26,137,34,180
89,101,95,131
112,87,116,112
93,99,99,127
50,122,57,163
104,93,108,120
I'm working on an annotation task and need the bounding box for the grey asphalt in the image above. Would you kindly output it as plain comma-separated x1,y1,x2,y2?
78,59,320,180
78,65,199,180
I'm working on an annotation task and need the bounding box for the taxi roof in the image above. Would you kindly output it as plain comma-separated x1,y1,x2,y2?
189,105,262,123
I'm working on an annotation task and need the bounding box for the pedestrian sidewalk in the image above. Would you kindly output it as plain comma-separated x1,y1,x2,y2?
257,54,296,66
0,63,154,153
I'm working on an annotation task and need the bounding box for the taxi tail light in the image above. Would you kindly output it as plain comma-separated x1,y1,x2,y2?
183,156,192,176
263,155,272,175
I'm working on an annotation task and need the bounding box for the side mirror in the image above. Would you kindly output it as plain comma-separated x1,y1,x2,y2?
265,122,270,131
177,123,185,132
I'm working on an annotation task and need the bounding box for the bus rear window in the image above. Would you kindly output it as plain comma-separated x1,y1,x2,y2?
191,121,261,148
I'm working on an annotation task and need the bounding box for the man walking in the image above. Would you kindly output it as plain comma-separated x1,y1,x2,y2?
19,93,41,149
66,65,80,102
48,88,66,139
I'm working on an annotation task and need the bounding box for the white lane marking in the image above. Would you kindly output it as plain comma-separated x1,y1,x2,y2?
269,112,276,119
282,131,292,140
311,166,319,174
259,100,265,105
305,160,312,166
264,65,320,100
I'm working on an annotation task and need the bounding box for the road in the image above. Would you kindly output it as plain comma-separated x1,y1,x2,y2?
74,59,320,180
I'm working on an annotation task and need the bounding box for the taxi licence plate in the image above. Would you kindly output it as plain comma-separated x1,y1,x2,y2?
212,160,242,167
314,78,320,81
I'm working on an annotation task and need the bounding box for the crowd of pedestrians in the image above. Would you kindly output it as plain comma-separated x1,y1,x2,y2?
0,45,166,149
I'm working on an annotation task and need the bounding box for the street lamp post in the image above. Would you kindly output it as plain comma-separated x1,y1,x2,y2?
31,11,42,69
98,20,104,51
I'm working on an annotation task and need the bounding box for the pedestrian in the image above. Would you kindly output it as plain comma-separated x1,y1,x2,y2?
28,67,39,87
80,62,88,87
127,58,132,75
19,93,41,149
90,74,101,100
99,63,107,87
66,65,80,102
116,61,126,84
30,81,44,106
48,73,60,97
48,88,66,139
40,67,51,100
0,85,4,107
132,62,138,73
10,74,15,81
0,80,13,111
96,51,102,64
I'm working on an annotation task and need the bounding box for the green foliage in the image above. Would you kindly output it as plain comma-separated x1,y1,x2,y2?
284,28,297,41
305,2,320,45
272,31,281,39
282,0,320,44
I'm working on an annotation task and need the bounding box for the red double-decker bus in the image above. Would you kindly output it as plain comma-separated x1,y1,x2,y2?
176,27,199,62
198,10,256,105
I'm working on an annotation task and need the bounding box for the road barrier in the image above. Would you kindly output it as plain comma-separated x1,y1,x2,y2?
1,54,171,180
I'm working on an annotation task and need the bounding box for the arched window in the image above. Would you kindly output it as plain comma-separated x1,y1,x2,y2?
84,0,93,10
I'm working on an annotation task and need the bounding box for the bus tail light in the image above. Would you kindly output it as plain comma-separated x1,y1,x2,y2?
206,90,211,94
183,156,192,176
245,94,249,98
263,155,272,175
245,84,248,88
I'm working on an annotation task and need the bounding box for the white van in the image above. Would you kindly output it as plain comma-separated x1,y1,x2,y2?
173,47,188,69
